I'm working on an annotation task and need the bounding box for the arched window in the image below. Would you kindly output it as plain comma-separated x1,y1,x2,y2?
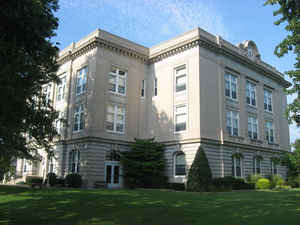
69,150,80,173
232,154,243,177
253,156,262,174
174,152,186,176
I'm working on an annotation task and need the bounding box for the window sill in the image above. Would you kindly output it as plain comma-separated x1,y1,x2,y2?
76,92,86,97
106,130,125,135
267,142,279,147
109,91,126,97
225,97,238,103
228,135,244,140
247,104,257,109
250,139,263,144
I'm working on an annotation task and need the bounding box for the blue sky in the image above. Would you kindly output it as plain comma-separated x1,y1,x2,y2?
54,0,299,144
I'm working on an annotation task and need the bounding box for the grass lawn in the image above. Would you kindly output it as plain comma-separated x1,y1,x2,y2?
1,185,300,225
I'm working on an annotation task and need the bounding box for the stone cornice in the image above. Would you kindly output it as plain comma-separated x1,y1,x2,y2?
57,37,148,65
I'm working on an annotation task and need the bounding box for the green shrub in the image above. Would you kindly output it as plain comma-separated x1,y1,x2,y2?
256,178,271,189
65,174,82,188
247,174,263,184
56,177,66,187
268,175,285,189
186,146,212,192
273,185,292,191
26,176,43,185
47,172,57,187
166,183,186,191
287,175,300,188
16,181,26,185
212,177,232,191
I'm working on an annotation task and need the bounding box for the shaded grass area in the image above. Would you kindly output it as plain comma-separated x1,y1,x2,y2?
0,185,300,225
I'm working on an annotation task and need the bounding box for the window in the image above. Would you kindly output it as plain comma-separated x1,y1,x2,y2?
271,160,278,175
174,152,186,176
225,72,237,100
109,66,126,95
232,155,243,177
154,78,158,96
175,105,187,132
246,81,256,106
248,46,254,57
264,89,272,112
248,116,258,140
175,66,186,93
56,76,66,102
69,150,80,173
253,157,262,174
106,104,125,133
55,111,65,134
226,111,239,136
265,121,274,144
23,160,27,173
141,80,146,97
73,105,85,132
49,158,54,173
76,67,87,95
43,84,52,104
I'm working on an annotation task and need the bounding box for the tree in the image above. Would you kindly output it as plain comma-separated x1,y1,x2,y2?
0,0,60,168
282,139,300,176
265,0,300,125
186,146,212,192
120,138,166,188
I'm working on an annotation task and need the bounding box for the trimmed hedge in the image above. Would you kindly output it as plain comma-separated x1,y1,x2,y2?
26,176,43,185
212,176,254,191
47,172,57,187
256,178,271,189
166,183,186,191
66,173,82,188
287,175,300,188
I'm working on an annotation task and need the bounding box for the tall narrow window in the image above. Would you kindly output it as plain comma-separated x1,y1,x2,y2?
73,105,85,132
246,81,256,106
248,116,258,140
253,157,262,174
69,150,80,173
175,66,186,93
248,46,254,57
109,66,126,95
226,111,239,136
56,111,65,134
175,105,187,132
265,121,274,144
225,72,237,100
23,159,27,173
264,89,272,112
76,67,87,95
106,104,125,133
141,80,146,97
56,76,66,102
43,84,52,104
271,160,278,175
174,152,186,176
154,78,158,96
232,155,243,177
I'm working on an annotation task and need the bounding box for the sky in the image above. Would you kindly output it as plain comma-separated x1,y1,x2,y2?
53,0,299,144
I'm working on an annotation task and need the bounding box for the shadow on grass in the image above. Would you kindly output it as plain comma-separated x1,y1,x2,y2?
0,186,300,225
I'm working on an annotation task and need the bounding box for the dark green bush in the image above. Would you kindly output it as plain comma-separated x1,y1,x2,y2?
65,173,82,188
47,172,57,187
256,178,271,189
267,175,285,189
16,181,26,185
212,176,254,191
212,177,232,191
247,174,263,184
26,176,43,185
56,177,66,187
287,175,300,188
186,146,212,192
166,183,186,191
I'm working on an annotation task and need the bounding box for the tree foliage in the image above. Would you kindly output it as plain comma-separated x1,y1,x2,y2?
186,146,212,192
0,0,60,166
120,138,166,188
282,139,300,176
265,0,300,125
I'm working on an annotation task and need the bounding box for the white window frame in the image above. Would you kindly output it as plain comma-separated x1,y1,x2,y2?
106,104,126,134
56,76,66,102
174,152,186,177
154,78,158,97
265,121,274,144
73,105,85,133
141,79,146,97
248,115,258,140
174,104,187,133
226,110,239,136
232,155,243,178
55,111,65,134
175,65,187,94
43,84,52,104
76,66,87,96
264,89,272,112
109,66,127,96
246,81,256,106
69,150,80,174
253,157,262,174
225,72,238,100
